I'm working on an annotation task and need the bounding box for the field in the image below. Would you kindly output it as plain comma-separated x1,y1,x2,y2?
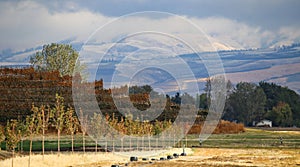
188,128,300,148
0,128,299,167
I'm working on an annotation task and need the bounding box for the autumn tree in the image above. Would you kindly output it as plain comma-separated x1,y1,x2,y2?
90,113,102,152
124,115,134,151
26,104,42,167
79,108,88,153
16,120,27,153
50,94,65,154
65,107,79,153
0,125,4,150
40,105,51,158
5,119,21,167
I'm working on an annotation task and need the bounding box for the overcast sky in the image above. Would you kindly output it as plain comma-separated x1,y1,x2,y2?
1,0,300,52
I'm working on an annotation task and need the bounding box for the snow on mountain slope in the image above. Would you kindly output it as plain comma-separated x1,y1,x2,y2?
1,39,300,94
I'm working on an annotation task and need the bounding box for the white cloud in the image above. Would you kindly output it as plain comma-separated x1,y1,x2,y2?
0,1,300,52
189,17,278,49
0,1,111,51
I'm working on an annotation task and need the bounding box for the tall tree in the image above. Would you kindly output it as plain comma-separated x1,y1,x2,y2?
29,43,85,77
26,104,41,167
228,82,266,125
259,82,300,126
90,113,105,153
5,119,21,167
0,125,4,150
50,94,65,154
79,108,88,154
16,120,27,154
65,107,79,153
266,102,293,127
40,105,50,159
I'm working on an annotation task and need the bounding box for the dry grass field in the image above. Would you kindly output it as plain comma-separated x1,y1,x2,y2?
1,128,299,167
1,147,299,167
143,148,300,167
0,152,128,167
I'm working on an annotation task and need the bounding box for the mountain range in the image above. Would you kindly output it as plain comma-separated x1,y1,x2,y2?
1,40,299,95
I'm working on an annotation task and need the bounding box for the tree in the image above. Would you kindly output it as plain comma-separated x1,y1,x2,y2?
50,94,65,154
267,102,293,127
65,107,79,153
227,82,266,126
124,114,134,151
40,105,51,159
90,113,106,153
16,120,27,154
26,104,42,167
5,119,21,167
79,108,88,154
171,92,181,104
29,43,85,77
0,125,4,150
202,78,232,110
259,82,300,127
199,93,209,109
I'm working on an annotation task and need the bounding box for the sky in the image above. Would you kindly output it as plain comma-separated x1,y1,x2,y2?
1,0,300,52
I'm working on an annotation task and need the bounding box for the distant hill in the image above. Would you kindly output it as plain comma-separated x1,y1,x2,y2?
1,42,299,94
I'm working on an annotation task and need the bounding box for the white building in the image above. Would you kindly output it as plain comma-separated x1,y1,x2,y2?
254,119,272,127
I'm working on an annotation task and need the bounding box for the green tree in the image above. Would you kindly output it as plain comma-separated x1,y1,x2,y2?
259,82,300,127
228,82,267,125
30,43,85,77
267,102,293,127
199,93,209,109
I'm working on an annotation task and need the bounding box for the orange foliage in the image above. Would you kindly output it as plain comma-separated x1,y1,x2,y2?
188,120,245,134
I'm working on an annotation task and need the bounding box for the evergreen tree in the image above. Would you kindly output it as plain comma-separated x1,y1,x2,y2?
227,82,266,125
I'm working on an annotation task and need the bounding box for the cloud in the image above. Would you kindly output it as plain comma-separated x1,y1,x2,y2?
34,0,300,30
0,1,111,51
0,1,300,52
189,17,278,49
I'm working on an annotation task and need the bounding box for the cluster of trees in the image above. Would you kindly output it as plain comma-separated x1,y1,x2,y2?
0,94,181,153
0,94,79,166
200,80,300,127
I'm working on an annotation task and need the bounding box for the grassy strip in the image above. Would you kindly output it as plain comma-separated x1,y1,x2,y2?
1,128,299,152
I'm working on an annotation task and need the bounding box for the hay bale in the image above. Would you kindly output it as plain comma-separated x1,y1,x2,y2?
130,156,138,161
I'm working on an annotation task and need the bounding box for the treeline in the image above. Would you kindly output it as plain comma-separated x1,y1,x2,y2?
201,80,300,127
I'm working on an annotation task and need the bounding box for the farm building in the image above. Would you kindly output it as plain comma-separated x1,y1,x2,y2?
253,119,272,127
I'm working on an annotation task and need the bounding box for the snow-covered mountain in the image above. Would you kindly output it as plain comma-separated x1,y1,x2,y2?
1,38,300,94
